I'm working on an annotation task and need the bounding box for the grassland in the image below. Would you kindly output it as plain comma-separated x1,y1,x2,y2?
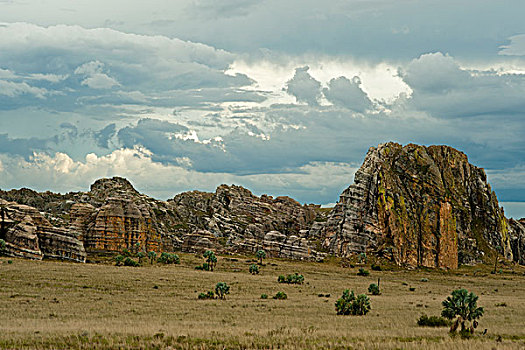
0,253,524,349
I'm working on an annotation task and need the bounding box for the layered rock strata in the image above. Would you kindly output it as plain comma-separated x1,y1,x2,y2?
315,143,523,268
0,199,86,262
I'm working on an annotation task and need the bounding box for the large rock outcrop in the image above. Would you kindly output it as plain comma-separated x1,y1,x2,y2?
1,178,325,261
315,142,524,268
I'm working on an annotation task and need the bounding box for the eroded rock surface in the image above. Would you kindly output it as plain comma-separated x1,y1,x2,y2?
0,199,86,262
315,143,523,268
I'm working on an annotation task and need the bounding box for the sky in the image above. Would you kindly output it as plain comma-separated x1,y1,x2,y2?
0,0,524,218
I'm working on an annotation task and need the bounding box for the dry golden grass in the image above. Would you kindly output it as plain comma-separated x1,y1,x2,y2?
0,253,524,349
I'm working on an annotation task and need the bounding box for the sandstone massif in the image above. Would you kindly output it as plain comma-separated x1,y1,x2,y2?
0,142,523,268
0,178,326,262
312,142,525,268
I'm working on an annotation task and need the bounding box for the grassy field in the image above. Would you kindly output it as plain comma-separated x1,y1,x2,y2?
0,253,524,349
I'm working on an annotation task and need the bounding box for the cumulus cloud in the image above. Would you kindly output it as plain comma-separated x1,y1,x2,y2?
323,76,373,113
399,52,525,119
285,66,322,105
74,61,120,89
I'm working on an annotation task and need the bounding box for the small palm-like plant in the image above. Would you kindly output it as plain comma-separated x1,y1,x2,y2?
249,264,259,274
137,251,145,263
256,249,266,264
335,290,371,316
148,251,157,264
215,282,230,299
204,250,217,271
441,289,484,334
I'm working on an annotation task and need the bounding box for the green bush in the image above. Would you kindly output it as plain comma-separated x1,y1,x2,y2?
249,264,260,275
195,262,210,271
277,273,304,284
417,314,451,327
123,257,140,267
368,283,380,295
215,282,230,299
198,290,215,300
357,268,369,276
371,264,382,271
273,291,287,300
114,255,124,266
335,290,371,316
158,252,180,264
122,248,132,257
137,251,145,263
260,293,268,299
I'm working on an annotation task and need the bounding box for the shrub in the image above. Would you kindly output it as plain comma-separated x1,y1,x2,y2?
123,257,140,267
278,273,304,284
417,314,451,327
358,252,367,264
7,260,12,264
256,249,266,264
137,251,145,263
357,268,369,276
371,264,382,271
158,252,180,264
273,291,287,300
261,293,268,299
421,278,429,282
442,289,484,335
409,287,416,291
148,251,157,264
122,248,132,257
249,264,260,275
368,283,380,295
203,250,217,271
335,290,371,316
198,290,215,300
215,282,230,299
114,255,124,266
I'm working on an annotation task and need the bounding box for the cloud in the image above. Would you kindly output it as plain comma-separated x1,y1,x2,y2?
0,80,48,99
322,76,373,113
74,61,120,89
399,52,525,119
499,34,525,56
285,66,321,105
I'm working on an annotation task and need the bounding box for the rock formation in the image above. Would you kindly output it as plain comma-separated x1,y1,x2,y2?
0,199,86,262
1,142,523,267
314,142,524,268
0,178,325,261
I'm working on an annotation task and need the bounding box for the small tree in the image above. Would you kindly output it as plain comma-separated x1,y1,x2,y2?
256,249,266,264
137,251,145,264
249,264,260,274
441,289,484,335
204,250,217,271
148,251,157,264
215,282,230,299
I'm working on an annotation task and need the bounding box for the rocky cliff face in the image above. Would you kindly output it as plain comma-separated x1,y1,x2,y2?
167,184,324,260
315,142,523,268
0,199,86,262
1,178,325,261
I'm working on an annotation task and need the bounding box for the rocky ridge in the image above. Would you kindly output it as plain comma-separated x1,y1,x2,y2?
1,142,523,268
1,178,326,261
